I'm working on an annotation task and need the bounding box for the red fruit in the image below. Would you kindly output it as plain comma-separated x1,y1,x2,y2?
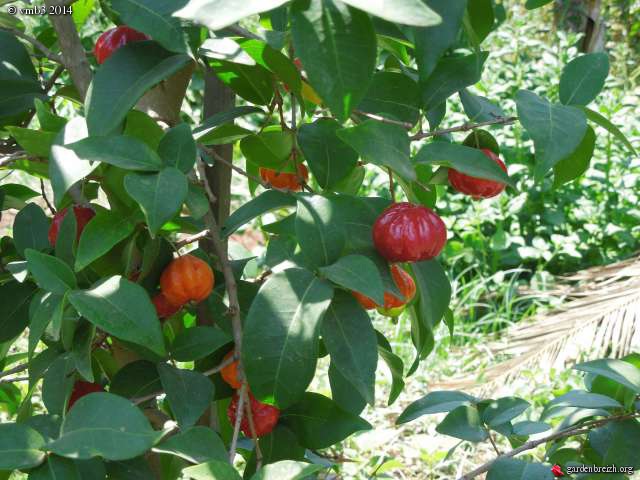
152,293,181,319
373,202,447,263
448,149,507,199
160,255,215,307
259,164,308,191
353,264,416,316
94,26,149,65
227,392,280,437
48,205,96,246
221,351,241,389
67,381,104,411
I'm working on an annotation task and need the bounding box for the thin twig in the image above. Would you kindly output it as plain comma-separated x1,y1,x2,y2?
243,384,263,470
352,109,414,129
0,151,28,168
44,64,65,92
0,376,29,385
0,363,29,380
41,179,56,215
1,27,63,64
176,230,211,249
387,168,396,203
457,412,640,480
486,430,501,456
229,382,248,462
411,116,517,141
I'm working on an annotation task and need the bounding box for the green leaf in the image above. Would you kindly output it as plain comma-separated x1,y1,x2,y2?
158,363,214,428
240,130,294,171
13,203,50,256
242,268,334,408
376,332,405,405
512,421,550,436
588,419,640,468
482,397,530,427
54,208,77,267
27,455,96,480
581,106,636,155
420,53,488,110
525,0,554,9
42,354,76,415
244,427,306,479
174,0,288,31
49,117,95,207
553,126,596,186
68,276,166,357
193,106,264,141
319,255,384,305
5,127,57,158
110,360,161,399
65,136,163,172
124,167,188,234
251,460,325,480
321,292,377,405
206,54,274,106
436,405,487,442
295,195,346,267
72,322,96,382
171,326,231,362
340,0,440,26
544,390,622,413
466,0,494,43
459,89,506,122
297,119,358,189
397,391,477,424
124,110,164,150
158,123,197,173
48,392,159,461
291,0,376,121
328,363,366,415
337,120,416,180
410,259,452,329
575,358,640,393
515,90,587,181
486,458,554,480
415,140,514,187
356,71,420,126
86,41,191,136
75,208,135,271
0,183,39,211
25,249,77,294
29,293,64,358
221,190,297,238
182,460,242,480
559,52,609,106
110,0,187,53
152,426,227,464
0,423,45,470
237,38,302,95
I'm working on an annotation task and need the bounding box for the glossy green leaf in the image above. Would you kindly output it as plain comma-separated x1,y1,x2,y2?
414,141,514,187
48,392,159,461
338,120,416,180
242,268,334,408
54,208,77,268
295,195,346,267
27,455,94,480
575,358,640,393
75,209,136,271
68,276,166,357
13,203,50,256
486,458,554,480
0,423,45,470
291,0,376,121
207,55,274,106
158,123,197,173
123,110,164,150
321,292,377,405
65,136,163,172
297,119,358,189
582,106,636,155
240,130,294,171
281,392,371,449
397,391,477,424
221,190,297,238
328,363,367,415
421,53,488,110
319,255,384,305
158,363,214,428
515,90,587,181
182,460,242,480
512,421,550,436
588,419,640,468
25,249,76,294
111,0,187,53
0,184,39,211
86,41,191,136
356,71,420,126
466,0,494,43
544,390,622,414
251,460,325,480
376,332,405,405
42,354,76,415
459,89,506,122
525,0,554,8
5,127,57,158
110,360,161,399
410,259,452,330
237,38,302,94
193,106,264,141
244,427,306,479
553,126,596,186
171,326,231,362
436,405,487,442
152,426,227,464
340,0,439,26
124,167,188,234
174,0,288,31
482,397,530,427
29,293,64,358
559,52,609,106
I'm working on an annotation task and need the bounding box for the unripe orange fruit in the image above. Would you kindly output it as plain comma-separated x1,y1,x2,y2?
160,255,214,307
221,351,241,389
353,264,416,316
259,164,308,191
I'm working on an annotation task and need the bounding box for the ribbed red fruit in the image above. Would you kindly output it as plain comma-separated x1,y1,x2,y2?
67,381,104,411
160,255,214,307
372,202,447,262
94,26,149,64
152,293,181,319
227,392,280,437
48,205,95,246
448,149,507,199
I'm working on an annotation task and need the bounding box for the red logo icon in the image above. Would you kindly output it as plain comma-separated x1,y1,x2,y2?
551,464,565,477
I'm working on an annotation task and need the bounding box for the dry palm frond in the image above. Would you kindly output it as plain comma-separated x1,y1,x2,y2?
434,254,640,394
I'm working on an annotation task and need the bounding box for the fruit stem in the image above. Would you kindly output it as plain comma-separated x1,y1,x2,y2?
388,168,396,203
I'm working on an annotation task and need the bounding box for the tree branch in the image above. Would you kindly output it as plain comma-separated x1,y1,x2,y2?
229,382,248,463
0,376,29,385
1,27,63,64
44,0,92,99
243,384,263,469
457,412,640,480
352,109,414,129
0,363,28,379
411,116,517,141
